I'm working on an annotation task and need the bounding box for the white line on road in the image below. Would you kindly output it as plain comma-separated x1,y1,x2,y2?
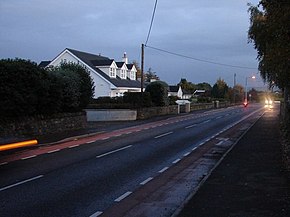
159,167,169,173
114,191,132,202
86,140,95,144
140,177,153,185
216,141,224,146
96,145,132,159
68,144,79,148
192,147,197,151
201,120,211,124
172,158,181,164
154,131,173,139
0,162,8,166
47,149,60,154
21,155,36,160
0,175,44,192
185,124,197,129
89,211,103,217
183,152,191,157
101,137,109,140
198,142,205,146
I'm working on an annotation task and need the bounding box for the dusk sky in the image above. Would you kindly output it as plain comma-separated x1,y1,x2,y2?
0,0,265,88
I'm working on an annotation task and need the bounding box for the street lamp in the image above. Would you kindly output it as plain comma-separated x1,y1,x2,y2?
244,75,256,106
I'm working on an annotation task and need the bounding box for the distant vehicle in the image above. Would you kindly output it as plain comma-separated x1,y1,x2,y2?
265,98,273,108
243,100,248,107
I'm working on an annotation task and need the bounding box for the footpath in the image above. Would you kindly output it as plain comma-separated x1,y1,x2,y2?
177,108,290,217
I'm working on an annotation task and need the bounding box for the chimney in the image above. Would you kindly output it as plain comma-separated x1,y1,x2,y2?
122,52,128,64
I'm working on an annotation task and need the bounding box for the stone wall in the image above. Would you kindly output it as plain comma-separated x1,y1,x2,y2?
137,105,179,119
0,112,87,138
86,109,137,121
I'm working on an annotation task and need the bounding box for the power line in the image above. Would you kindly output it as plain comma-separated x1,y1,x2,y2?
145,44,258,70
145,0,158,46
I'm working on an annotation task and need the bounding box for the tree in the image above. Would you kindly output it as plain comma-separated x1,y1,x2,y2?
212,78,229,99
145,81,169,106
145,67,159,82
58,63,94,108
231,84,245,103
178,78,196,93
0,58,46,117
248,1,290,96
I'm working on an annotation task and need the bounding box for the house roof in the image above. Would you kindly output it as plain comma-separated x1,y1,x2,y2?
116,62,126,68
126,64,134,70
94,68,140,88
39,61,51,68
91,59,115,66
66,48,141,88
169,85,180,92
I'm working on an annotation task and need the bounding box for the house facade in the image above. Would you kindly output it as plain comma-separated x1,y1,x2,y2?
168,86,183,98
41,48,141,98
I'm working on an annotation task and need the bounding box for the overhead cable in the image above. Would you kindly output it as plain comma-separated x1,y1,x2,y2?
145,0,158,46
145,45,257,70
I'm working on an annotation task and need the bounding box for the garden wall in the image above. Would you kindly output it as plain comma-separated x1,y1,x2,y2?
0,112,87,140
137,105,179,119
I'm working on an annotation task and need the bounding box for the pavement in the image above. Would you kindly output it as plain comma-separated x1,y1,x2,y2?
177,107,290,217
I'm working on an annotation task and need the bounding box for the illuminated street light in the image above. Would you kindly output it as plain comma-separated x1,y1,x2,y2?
244,75,256,106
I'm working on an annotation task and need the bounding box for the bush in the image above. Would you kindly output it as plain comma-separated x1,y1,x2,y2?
123,92,151,108
0,59,94,118
0,59,46,117
145,81,169,106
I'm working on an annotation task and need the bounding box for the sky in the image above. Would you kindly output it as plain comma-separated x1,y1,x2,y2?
0,0,265,89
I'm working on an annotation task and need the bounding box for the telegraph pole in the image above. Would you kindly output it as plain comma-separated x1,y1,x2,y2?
233,73,236,104
141,43,144,93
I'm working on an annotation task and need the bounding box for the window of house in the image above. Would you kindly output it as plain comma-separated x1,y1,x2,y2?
121,69,126,79
110,67,116,77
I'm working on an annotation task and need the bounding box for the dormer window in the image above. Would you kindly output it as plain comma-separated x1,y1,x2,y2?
120,69,126,79
110,67,116,77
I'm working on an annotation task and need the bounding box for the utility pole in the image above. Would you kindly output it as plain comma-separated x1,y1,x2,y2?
233,73,236,104
141,43,144,93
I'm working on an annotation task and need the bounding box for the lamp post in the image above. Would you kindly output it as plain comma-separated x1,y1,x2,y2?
245,75,256,105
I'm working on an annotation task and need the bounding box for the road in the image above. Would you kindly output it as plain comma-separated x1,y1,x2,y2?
0,104,263,217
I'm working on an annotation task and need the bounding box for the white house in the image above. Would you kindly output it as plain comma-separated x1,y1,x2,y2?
40,48,141,98
168,86,183,98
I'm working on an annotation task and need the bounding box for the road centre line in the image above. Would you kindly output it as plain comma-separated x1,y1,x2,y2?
183,152,191,157
115,191,132,202
140,177,153,185
96,145,132,159
89,211,103,217
159,167,169,173
0,175,44,192
21,155,36,160
154,131,173,139
201,120,211,124
185,124,197,129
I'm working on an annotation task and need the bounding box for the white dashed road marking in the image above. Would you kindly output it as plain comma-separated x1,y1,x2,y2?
0,175,44,192
114,191,132,202
96,145,132,159
140,177,153,185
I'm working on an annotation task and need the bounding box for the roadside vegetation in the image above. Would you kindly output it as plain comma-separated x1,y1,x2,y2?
0,59,94,118
248,0,290,173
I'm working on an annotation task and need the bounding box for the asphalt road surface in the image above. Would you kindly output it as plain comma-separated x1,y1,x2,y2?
0,104,263,217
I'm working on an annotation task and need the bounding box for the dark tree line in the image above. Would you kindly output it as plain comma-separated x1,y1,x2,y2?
0,59,94,117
